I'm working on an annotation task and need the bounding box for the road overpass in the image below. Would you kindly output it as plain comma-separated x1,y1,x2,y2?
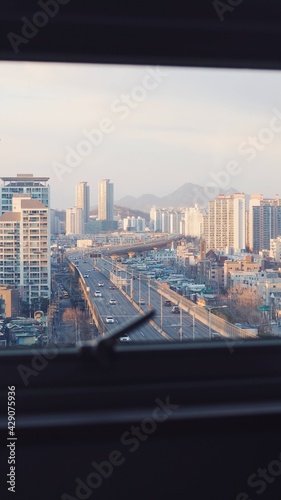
102,235,182,257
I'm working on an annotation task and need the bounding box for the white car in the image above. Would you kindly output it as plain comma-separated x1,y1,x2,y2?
94,291,102,297
83,274,89,278
211,332,221,341
109,299,117,305
138,299,145,305
98,282,104,287
119,335,131,342
105,316,114,324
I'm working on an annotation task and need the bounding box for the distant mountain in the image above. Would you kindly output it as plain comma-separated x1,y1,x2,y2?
115,195,161,210
116,182,239,212
114,206,150,220
90,206,149,220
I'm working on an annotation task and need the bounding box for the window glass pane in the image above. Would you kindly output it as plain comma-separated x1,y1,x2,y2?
1,61,281,350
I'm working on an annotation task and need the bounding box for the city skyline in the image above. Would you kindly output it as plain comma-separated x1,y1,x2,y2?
2,61,281,209
2,173,281,216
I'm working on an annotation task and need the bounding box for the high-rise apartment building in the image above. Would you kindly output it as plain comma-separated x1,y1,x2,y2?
233,194,246,251
161,210,170,233
0,195,50,303
75,181,90,223
50,209,62,236
248,194,263,251
123,216,146,232
252,204,281,253
98,179,114,221
150,207,161,232
0,174,50,215
150,207,184,234
248,195,281,252
184,206,203,238
203,194,246,252
66,207,84,235
169,212,184,234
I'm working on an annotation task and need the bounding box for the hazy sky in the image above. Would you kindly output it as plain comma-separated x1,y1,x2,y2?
1,61,281,209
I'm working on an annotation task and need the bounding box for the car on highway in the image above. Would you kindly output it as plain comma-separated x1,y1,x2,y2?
109,285,116,289
119,334,131,342
164,300,172,306
172,305,180,314
83,274,89,278
105,316,114,323
138,299,145,305
211,332,222,341
94,291,102,297
98,282,104,287
109,299,117,305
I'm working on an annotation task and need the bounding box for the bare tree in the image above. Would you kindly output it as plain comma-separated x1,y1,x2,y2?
62,307,92,341
227,285,263,325
62,307,79,324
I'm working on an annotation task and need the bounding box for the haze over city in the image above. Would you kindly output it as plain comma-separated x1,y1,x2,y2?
1,61,281,209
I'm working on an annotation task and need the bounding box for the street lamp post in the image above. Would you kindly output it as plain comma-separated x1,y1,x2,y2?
187,305,197,341
29,281,34,318
270,293,275,323
160,293,163,333
179,307,183,342
192,308,195,341
138,273,141,303
208,308,211,340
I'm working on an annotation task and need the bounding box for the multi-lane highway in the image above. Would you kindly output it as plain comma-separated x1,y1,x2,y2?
66,251,256,343
95,257,212,342
67,253,169,343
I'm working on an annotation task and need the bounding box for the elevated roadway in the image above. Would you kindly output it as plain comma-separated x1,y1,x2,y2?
67,253,171,343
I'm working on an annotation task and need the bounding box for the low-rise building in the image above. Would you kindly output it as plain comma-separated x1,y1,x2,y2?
224,255,261,288
0,285,20,317
270,237,281,261
229,271,261,289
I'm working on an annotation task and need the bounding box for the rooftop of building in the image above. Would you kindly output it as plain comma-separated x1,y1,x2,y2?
0,212,21,222
21,199,47,209
1,174,49,187
1,174,49,182
0,285,16,291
